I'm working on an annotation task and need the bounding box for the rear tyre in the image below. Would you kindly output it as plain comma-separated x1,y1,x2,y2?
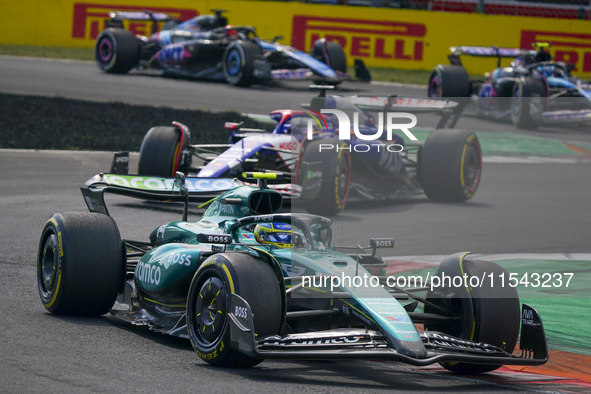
223,40,264,87
95,28,139,74
428,65,470,98
138,126,186,177
425,259,521,374
419,129,481,202
312,39,347,73
186,253,283,367
37,212,123,316
301,138,350,216
511,77,546,130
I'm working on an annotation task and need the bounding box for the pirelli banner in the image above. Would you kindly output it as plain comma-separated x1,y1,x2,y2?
2,0,591,76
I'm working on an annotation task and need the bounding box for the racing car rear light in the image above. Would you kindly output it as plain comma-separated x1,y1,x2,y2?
225,122,239,130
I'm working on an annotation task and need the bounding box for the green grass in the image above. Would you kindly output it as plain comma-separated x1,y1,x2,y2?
348,66,484,85
0,44,95,61
348,66,431,85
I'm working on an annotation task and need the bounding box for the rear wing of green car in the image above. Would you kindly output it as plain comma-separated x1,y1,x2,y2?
81,173,239,216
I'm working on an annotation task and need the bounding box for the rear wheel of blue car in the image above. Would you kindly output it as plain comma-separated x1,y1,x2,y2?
425,259,521,374
223,40,264,87
428,65,470,98
511,77,547,130
419,129,481,202
186,253,283,367
300,138,350,216
37,212,123,316
95,28,139,74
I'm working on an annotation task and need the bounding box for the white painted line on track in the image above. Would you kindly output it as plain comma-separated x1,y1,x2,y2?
383,253,591,265
483,156,591,164
370,80,426,89
0,55,93,64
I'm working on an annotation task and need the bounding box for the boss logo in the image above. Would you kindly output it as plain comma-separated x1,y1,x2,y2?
370,238,395,248
196,234,233,244
167,252,191,266
234,305,248,319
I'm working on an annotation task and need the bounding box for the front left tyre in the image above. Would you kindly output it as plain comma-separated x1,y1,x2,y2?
138,126,190,177
95,28,140,74
312,39,347,74
186,253,283,367
37,212,123,316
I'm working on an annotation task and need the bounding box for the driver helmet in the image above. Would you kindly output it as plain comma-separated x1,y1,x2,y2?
254,223,292,249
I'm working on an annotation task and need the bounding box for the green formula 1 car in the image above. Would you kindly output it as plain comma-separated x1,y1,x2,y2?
37,172,548,373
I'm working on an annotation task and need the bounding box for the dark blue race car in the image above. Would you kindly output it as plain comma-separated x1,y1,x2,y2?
428,43,591,129
95,10,370,86
129,89,482,216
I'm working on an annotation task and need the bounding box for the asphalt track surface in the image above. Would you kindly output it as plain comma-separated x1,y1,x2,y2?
2,56,591,145
2,56,591,393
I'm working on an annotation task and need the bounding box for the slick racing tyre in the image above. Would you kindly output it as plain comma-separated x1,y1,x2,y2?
186,253,283,368
312,39,347,74
425,258,521,374
419,129,481,202
511,77,547,130
428,65,470,98
37,212,123,316
95,28,140,74
138,126,190,177
223,40,265,87
300,138,351,216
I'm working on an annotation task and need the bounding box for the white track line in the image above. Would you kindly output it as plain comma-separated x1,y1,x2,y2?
484,156,591,164
370,80,426,89
384,253,591,265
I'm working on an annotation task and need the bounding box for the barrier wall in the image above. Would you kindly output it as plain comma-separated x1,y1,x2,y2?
2,0,591,76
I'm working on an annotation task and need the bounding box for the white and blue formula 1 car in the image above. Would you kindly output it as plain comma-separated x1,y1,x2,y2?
95,9,370,86
428,43,591,129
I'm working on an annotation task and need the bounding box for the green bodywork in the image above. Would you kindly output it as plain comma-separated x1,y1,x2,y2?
135,184,423,353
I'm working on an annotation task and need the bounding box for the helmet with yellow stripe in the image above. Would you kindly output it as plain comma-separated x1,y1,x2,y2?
253,222,292,249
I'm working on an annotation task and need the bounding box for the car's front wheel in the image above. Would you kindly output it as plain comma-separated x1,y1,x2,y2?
223,40,266,87
138,126,191,177
37,212,123,316
425,258,521,374
511,77,547,130
186,253,283,367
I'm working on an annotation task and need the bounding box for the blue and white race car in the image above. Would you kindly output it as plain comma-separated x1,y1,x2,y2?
428,43,591,129
95,10,369,86
129,89,481,216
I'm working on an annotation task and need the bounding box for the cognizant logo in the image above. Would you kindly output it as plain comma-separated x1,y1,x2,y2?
303,110,418,153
